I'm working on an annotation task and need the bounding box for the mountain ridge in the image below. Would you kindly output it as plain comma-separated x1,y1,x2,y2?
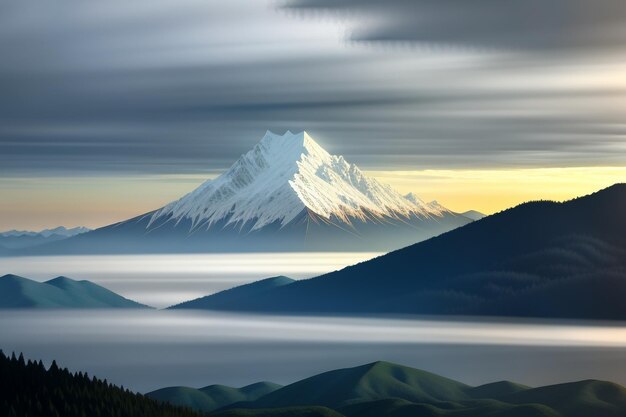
0,226,90,238
172,183,626,319
0,226,90,250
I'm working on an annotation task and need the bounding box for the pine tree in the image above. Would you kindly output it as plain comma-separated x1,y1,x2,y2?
0,351,199,417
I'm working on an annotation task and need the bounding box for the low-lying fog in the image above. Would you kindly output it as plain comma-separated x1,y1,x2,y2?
0,252,380,307
1,253,625,393
1,309,625,393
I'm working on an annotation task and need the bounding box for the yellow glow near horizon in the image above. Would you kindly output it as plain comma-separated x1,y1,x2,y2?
370,166,626,214
0,167,624,230
0,175,208,231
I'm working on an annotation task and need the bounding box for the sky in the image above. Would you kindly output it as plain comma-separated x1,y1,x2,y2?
1,0,625,230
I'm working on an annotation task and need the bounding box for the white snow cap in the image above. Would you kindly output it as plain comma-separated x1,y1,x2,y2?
150,131,448,231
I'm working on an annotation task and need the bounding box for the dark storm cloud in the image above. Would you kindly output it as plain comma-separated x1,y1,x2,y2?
286,0,626,52
0,0,625,177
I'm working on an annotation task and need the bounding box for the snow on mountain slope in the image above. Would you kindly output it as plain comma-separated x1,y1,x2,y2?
10,131,472,254
149,131,448,232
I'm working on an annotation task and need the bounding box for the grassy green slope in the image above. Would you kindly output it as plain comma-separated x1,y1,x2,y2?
211,406,345,417
249,361,471,409
211,361,626,417
338,398,559,417
148,382,283,412
503,380,626,417
468,381,531,398
149,386,220,412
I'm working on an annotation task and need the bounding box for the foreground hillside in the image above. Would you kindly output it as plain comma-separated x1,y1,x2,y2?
3,352,625,417
0,351,197,417
149,361,626,417
176,184,626,319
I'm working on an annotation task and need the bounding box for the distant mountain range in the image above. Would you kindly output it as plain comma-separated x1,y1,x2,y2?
13,131,473,255
0,274,149,308
148,361,626,416
0,226,89,250
0,226,90,238
461,209,486,220
171,184,626,320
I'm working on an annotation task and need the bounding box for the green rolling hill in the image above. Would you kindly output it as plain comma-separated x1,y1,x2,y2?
147,382,283,412
211,407,344,417
245,361,471,409
501,379,626,417
4,353,625,417
147,361,626,417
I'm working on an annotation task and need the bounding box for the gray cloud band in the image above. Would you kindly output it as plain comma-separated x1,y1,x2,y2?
287,0,626,52
0,0,624,177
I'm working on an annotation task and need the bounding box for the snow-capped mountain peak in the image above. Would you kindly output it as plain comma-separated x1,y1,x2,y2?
404,192,425,206
149,131,448,232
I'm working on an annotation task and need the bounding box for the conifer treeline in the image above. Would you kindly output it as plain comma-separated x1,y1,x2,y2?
0,350,200,417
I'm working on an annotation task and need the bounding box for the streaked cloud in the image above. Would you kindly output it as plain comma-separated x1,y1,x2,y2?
1,0,625,227
1,0,625,178
287,0,626,53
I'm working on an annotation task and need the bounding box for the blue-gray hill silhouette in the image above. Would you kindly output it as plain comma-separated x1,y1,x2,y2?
170,276,295,310
0,274,150,308
0,226,89,250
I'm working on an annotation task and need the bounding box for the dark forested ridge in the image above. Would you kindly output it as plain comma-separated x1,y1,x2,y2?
0,350,199,417
175,184,626,319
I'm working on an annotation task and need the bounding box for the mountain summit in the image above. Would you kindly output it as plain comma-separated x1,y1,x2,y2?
150,131,449,233
20,131,471,254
